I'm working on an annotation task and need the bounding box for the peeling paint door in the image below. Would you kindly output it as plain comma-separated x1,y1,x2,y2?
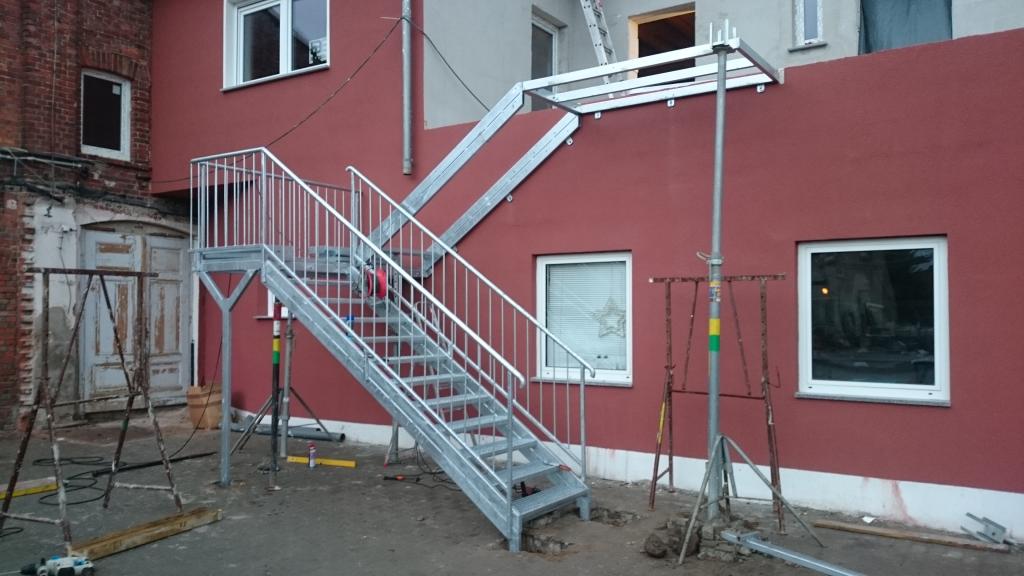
80,226,190,411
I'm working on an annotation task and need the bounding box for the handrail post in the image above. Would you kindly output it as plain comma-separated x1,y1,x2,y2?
259,152,267,245
507,371,515,539
579,365,587,482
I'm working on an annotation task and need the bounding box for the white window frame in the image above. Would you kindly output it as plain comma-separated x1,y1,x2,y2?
794,0,824,46
223,0,330,88
797,237,949,405
536,252,632,386
80,70,131,162
531,14,562,78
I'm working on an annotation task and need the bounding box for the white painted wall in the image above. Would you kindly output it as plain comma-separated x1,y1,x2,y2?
953,0,1024,37
422,0,1023,128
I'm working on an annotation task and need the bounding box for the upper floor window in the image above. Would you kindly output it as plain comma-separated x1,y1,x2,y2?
629,6,696,77
859,0,951,54
81,70,131,161
224,0,328,87
798,237,949,405
795,0,823,46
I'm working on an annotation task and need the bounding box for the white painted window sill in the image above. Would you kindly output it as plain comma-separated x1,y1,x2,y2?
789,41,828,53
223,63,330,93
795,391,950,407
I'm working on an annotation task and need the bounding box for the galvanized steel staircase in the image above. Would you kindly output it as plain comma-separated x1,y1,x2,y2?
191,149,593,551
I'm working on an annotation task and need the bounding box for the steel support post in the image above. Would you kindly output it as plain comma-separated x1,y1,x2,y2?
199,268,257,487
401,0,413,174
705,34,732,523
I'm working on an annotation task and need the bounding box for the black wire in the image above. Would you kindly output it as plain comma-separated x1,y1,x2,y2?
0,526,23,538
31,457,117,507
154,12,490,185
402,16,490,112
266,18,402,147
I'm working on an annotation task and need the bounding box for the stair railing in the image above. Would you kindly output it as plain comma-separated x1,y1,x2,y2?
348,166,595,478
191,148,524,500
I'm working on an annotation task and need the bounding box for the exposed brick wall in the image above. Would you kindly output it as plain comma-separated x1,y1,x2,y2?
0,0,156,428
0,1,22,148
7,0,153,195
0,190,24,427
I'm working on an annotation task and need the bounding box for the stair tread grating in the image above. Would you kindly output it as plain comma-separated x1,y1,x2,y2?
423,392,489,409
512,483,589,519
471,436,537,459
447,413,505,433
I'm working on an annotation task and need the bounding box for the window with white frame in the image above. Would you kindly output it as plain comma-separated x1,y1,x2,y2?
81,70,131,161
537,253,632,385
224,0,328,87
795,0,823,46
798,237,949,404
530,13,561,80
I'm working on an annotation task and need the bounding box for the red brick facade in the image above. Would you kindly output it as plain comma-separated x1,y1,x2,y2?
0,0,155,428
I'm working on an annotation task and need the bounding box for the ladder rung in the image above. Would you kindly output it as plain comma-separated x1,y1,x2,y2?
472,436,536,459
448,413,504,433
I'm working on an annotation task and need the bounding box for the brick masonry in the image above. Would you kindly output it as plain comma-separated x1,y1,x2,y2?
0,0,156,429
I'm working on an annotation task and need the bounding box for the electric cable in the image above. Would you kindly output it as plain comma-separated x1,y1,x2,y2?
153,11,491,185
401,15,490,113
152,18,402,185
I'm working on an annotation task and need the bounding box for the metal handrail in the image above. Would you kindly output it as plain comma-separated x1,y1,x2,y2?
262,248,511,492
346,165,595,378
257,149,526,386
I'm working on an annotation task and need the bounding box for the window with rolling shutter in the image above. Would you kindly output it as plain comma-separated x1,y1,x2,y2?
537,252,632,385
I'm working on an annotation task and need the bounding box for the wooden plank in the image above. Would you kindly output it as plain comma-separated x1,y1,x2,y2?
286,455,356,468
0,476,57,500
70,507,222,560
813,519,1011,553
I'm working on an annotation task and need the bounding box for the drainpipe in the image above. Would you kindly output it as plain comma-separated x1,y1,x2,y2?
402,0,413,175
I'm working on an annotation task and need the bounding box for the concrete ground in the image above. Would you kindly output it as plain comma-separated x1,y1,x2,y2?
0,409,1020,575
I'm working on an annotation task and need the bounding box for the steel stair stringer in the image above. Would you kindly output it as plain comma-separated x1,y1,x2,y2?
259,249,589,550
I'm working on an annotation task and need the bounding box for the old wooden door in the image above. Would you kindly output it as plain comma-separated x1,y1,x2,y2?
80,224,190,411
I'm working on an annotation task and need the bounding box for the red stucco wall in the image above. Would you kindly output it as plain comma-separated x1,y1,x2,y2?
150,1,1024,495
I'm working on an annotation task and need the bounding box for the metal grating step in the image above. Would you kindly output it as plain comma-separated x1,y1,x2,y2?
472,436,537,459
498,461,559,486
362,334,429,345
386,354,446,365
423,392,489,410
405,373,470,387
447,413,504,433
512,482,589,520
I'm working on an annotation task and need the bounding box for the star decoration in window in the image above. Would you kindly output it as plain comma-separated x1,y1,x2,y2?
592,297,626,338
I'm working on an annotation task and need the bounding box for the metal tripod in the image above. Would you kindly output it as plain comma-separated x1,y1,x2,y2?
231,314,339,456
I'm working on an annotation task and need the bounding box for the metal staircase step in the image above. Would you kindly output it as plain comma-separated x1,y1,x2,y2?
362,334,429,345
512,483,589,520
499,461,560,486
471,436,537,459
321,297,368,306
405,373,469,387
423,392,489,410
447,413,505,433
386,354,446,365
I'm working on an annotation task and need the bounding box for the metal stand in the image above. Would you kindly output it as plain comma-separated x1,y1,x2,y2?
677,434,824,566
232,311,339,456
0,268,183,554
648,274,785,532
